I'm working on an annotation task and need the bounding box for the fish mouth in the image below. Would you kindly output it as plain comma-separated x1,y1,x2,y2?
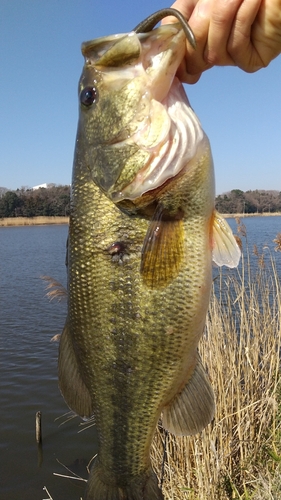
82,23,186,103
82,19,203,202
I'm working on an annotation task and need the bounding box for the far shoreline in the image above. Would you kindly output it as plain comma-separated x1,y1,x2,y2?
0,212,280,227
0,216,69,227
222,212,281,219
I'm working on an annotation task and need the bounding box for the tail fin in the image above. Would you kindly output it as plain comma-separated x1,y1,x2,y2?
85,460,164,500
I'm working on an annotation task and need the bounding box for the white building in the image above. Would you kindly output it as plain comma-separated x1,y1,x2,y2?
32,183,50,190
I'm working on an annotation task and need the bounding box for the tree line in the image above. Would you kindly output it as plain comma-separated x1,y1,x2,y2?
215,189,281,214
0,186,280,218
0,185,70,218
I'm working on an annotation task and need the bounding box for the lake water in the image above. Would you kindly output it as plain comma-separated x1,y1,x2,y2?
218,215,281,282
0,216,280,500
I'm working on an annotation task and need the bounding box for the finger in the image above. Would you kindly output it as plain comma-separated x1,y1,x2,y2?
176,59,203,84
253,0,281,65
204,0,244,66
162,0,211,81
179,0,213,79
228,0,262,71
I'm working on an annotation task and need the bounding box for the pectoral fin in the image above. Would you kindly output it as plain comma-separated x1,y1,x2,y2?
141,206,185,288
212,210,241,268
162,354,215,436
58,321,93,419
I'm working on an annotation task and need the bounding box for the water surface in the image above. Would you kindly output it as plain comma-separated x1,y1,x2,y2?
0,225,97,500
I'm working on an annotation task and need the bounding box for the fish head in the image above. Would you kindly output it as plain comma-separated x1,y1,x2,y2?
77,23,204,206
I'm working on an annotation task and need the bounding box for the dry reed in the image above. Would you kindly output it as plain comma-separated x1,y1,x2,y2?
151,226,281,499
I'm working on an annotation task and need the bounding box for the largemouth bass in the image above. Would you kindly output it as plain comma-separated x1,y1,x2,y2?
59,8,240,500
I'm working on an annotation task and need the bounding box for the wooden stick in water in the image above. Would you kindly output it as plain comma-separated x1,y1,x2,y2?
36,411,42,444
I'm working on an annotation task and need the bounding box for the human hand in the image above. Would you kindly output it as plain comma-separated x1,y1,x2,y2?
163,0,281,83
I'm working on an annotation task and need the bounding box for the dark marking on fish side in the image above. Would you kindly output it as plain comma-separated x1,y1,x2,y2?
106,241,129,264
107,241,126,256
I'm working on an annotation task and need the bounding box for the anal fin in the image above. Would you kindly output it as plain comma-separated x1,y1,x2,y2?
162,354,215,436
58,321,93,419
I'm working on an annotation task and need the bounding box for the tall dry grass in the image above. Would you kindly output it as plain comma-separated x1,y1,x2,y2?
151,228,281,499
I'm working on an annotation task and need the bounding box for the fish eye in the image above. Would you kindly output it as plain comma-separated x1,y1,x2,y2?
80,86,98,107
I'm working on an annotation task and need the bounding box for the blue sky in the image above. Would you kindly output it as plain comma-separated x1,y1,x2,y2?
1,0,280,195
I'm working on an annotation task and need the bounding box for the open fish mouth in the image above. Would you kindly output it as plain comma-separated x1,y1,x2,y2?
79,10,203,202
